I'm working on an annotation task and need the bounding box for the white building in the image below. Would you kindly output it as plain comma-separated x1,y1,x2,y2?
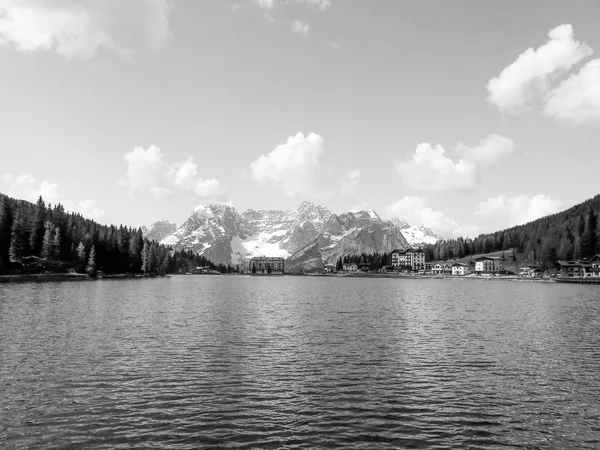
432,263,452,275
452,263,470,276
250,257,284,275
343,263,358,271
475,256,503,273
391,248,426,270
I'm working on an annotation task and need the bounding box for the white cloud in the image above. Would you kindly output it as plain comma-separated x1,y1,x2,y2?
328,42,341,50
487,24,593,113
251,0,276,10
249,132,325,198
300,0,331,11
475,194,562,228
0,172,110,223
120,145,227,201
251,0,330,11
0,172,62,203
455,134,519,165
340,169,360,195
291,19,309,36
349,202,368,213
385,196,479,239
76,199,110,224
544,58,600,126
0,0,172,59
395,143,478,191
231,4,242,13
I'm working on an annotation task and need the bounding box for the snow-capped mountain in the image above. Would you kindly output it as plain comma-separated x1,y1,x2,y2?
285,210,410,272
154,202,430,269
389,217,440,247
142,220,178,242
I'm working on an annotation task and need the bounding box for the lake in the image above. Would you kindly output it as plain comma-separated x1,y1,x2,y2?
1,276,599,449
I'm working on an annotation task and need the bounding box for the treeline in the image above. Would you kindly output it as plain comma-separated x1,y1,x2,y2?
424,194,600,266
335,252,392,270
0,194,175,276
169,249,240,274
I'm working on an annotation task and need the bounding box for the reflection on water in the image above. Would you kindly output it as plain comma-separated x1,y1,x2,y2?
1,276,600,449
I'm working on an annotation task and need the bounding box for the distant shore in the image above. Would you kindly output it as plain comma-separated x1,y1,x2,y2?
0,273,164,283
285,272,556,282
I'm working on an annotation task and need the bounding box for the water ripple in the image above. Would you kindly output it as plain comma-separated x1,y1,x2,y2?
1,277,600,449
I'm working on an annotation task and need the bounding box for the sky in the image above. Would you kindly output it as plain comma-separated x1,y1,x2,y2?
1,0,599,238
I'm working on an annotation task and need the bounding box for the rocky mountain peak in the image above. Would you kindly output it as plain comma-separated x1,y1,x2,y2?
143,220,178,243
158,201,439,268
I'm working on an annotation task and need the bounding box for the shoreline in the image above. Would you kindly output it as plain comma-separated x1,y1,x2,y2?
0,273,167,283
285,272,556,282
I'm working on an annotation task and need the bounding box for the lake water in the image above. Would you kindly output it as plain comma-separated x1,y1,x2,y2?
1,276,600,449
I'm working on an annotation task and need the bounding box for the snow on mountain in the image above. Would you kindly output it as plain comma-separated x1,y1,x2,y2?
389,217,440,246
142,220,178,243
159,203,432,269
285,210,411,272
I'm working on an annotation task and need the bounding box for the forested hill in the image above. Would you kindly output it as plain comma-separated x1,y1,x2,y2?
425,194,600,266
0,193,172,276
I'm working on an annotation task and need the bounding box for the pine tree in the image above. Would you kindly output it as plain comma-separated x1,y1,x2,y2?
0,197,13,270
29,196,46,256
580,210,598,259
77,242,86,262
53,226,61,259
41,221,54,259
8,212,26,263
86,245,97,277
141,241,149,276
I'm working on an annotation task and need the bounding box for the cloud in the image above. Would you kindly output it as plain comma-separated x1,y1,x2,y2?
385,196,480,239
120,145,227,201
249,132,325,198
544,58,600,126
0,0,173,59
75,199,111,224
0,172,62,203
328,42,341,50
231,4,241,13
251,0,330,11
291,19,309,36
455,134,519,165
300,0,331,11
487,24,593,113
349,202,368,213
395,143,478,191
475,194,562,228
0,172,111,223
340,169,360,195
251,0,276,10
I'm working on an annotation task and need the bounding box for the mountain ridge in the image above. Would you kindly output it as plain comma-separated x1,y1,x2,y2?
153,202,439,270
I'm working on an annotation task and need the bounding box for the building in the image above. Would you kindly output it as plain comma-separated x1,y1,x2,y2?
324,264,336,273
432,263,452,275
557,255,600,278
391,248,426,270
452,262,470,276
475,256,503,273
518,265,543,278
250,257,284,275
343,262,358,271
358,263,371,272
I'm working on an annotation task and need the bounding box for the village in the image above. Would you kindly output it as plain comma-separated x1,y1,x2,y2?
246,249,600,282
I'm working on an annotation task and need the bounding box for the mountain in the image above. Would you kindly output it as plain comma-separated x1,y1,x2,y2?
285,210,411,272
157,202,415,270
425,194,600,265
389,218,440,247
142,220,178,242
